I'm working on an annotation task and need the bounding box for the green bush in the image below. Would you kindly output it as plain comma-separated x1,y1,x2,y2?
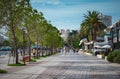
30,58,36,62
113,52,120,63
107,51,120,64
0,69,7,73
87,49,92,54
8,63,26,66
114,42,120,49
107,51,118,62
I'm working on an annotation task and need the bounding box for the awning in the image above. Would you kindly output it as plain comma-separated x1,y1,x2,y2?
84,41,93,45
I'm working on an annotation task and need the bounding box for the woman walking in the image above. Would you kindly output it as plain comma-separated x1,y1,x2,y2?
64,46,67,55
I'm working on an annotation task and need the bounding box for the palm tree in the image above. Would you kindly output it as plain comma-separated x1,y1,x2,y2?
80,10,106,41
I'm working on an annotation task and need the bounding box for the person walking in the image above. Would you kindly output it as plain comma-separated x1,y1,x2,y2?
64,46,67,55
32,48,36,58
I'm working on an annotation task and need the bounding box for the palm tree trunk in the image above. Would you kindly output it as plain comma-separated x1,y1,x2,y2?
94,29,97,41
91,27,94,41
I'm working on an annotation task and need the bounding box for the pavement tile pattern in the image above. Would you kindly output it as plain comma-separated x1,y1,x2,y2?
0,52,120,79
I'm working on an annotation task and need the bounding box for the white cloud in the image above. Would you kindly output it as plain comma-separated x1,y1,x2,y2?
31,0,120,30
52,21,80,30
35,4,86,20
31,0,62,5
35,1,120,19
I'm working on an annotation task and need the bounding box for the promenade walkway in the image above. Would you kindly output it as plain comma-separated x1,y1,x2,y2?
0,52,120,79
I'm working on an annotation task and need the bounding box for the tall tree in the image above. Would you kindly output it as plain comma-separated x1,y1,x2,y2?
67,30,80,49
0,0,30,64
80,10,106,41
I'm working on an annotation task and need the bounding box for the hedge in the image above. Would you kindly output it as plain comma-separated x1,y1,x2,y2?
114,52,120,64
0,69,7,73
107,50,120,63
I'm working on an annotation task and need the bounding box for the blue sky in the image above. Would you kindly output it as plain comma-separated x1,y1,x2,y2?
30,0,120,30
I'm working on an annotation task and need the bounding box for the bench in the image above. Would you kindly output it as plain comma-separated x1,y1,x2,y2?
23,56,30,62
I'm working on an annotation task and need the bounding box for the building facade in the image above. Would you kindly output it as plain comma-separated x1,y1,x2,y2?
111,20,120,43
0,35,4,43
60,29,70,42
100,14,112,27
105,20,120,45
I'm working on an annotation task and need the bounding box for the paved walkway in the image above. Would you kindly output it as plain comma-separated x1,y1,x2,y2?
0,52,120,79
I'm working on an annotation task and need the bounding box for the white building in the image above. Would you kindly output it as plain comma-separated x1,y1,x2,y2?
0,35,4,43
60,29,70,42
105,20,120,43
100,14,112,27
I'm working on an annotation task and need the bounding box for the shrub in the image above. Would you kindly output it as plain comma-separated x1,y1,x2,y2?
107,51,118,62
8,63,26,66
0,69,7,73
87,49,92,54
30,58,36,62
114,42,120,49
113,52,120,63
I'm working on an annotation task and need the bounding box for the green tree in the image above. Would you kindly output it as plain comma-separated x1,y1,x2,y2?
80,11,106,41
0,0,62,63
0,0,30,64
22,8,41,59
67,30,80,49
43,23,62,53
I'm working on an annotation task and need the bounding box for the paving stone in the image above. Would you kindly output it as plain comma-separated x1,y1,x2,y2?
0,52,120,79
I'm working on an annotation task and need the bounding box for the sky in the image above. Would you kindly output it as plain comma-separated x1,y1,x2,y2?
30,0,120,30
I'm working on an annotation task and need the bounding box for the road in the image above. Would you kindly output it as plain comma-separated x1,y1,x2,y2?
0,52,120,79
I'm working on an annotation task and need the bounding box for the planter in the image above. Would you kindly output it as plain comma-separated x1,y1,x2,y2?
97,54,105,59
86,53,92,56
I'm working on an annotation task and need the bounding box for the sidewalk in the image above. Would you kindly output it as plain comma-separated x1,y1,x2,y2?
0,52,120,79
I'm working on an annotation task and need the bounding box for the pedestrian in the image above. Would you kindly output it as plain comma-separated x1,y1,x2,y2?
73,48,76,53
18,48,21,55
64,46,67,55
32,48,36,57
